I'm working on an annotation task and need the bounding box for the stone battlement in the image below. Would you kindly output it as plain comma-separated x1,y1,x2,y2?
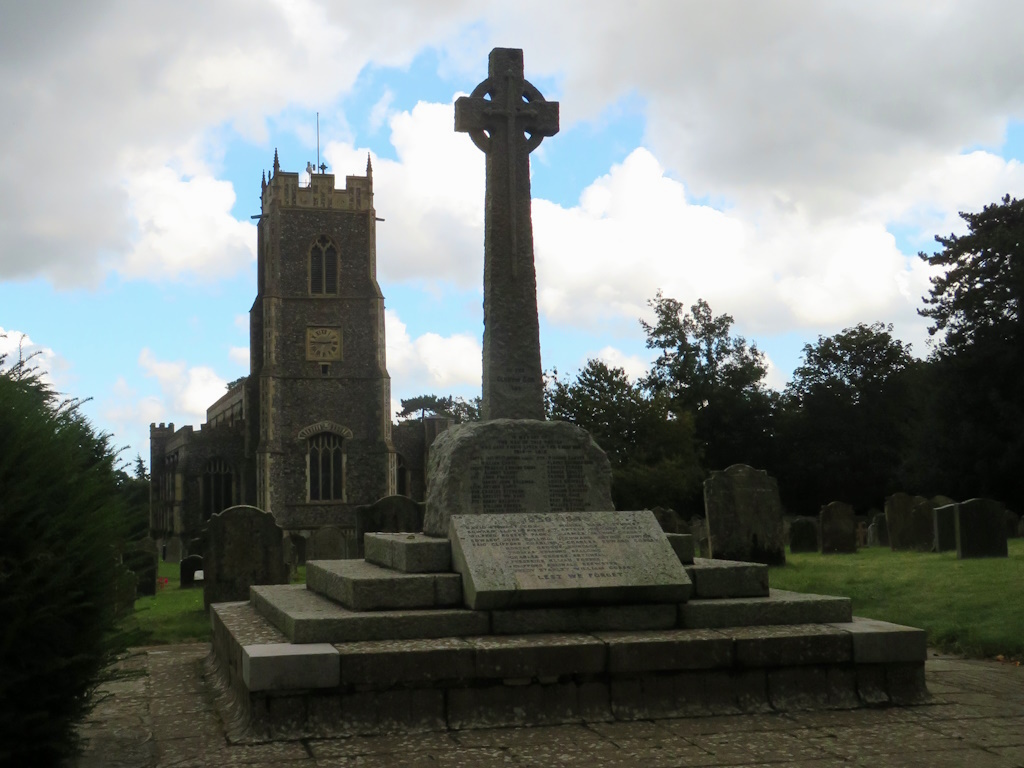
262,163,373,213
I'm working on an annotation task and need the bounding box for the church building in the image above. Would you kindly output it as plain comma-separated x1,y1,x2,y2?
149,154,440,561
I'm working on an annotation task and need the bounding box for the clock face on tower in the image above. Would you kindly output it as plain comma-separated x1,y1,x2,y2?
306,327,342,361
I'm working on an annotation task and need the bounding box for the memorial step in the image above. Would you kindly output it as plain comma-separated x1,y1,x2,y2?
251,584,490,644
306,559,462,611
363,532,452,573
684,557,770,599
679,589,853,629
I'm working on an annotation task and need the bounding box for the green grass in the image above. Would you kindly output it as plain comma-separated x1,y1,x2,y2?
120,560,210,645
770,539,1024,660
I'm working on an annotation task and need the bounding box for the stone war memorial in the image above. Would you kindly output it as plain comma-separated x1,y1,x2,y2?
207,48,930,740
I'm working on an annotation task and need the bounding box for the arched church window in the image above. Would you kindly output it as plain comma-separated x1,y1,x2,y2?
202,458,233,520
310,235,338,295
308,432,345,501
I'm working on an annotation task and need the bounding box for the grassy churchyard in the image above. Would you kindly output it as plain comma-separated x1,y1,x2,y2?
125,542,1024,660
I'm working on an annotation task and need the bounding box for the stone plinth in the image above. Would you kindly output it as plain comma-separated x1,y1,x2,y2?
703,465,786,566
449,510,691,610
423,419,612,537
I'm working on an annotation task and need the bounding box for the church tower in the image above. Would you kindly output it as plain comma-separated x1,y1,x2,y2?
246,153,396,531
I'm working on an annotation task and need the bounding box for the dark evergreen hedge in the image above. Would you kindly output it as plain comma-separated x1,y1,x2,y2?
0,365,129,765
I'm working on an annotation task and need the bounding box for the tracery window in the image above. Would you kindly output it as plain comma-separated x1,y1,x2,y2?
308,432,345,501
202,458,233,520
310,235,338,295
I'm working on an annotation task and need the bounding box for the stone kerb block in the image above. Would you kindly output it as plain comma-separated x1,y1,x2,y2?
955,498,1009,559
788,517,818,553
885,493,934,551
423,419,613,537
204,505,289,610
933,504,958,552
819,501,856,554
242,643,340,692
449,510,691,610
703,465,786,566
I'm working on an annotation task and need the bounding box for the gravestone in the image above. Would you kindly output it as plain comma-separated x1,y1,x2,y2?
113,566,137,619
955,498,1009,559
1018,516,1024,539
866,522,879,547
788,516,818,553
203,505,288,609
124,536,158,596
885,493,934,551
689,516,709,557
1002,509,1020,538
856,521,868,548
423,419,612,536
703,464,786,566
309,525,349,560
180,554,203,588
650,506,688,534
871,512,889,546
819,501,856,554
449,510,691,609
933,504,958,552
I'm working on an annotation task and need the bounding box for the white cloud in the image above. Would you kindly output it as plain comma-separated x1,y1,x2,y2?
591,346,651,382
229,346,250,367
138,348,227,419
0,327,65,390
368,88,395,132
385,309,480,392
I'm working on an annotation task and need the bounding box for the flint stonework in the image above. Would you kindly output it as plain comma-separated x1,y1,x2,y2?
455,48,558,420
422,419,613,537
703,464,786,566
448,510,691,610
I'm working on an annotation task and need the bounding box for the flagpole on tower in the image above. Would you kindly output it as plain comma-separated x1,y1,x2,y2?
316,112,320,174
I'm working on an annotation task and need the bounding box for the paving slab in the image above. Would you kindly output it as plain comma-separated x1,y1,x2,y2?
680,588,852,629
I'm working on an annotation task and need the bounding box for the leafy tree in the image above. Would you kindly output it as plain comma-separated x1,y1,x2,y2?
777,323,916,514
0,352,132,765
641,294,775,471
546,360,704,513
910,195,1024,501
225,375,247,391
396,393,480,423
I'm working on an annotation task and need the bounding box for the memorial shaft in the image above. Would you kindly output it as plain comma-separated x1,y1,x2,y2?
455,48,559,421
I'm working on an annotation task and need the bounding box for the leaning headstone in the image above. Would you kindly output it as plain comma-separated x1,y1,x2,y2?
703,464,786,566
203,505,288,609
955,498,1009,559
788,517,819,553
871,512,889,546
124,536,158,596
819,501,857,554
180,554,203,588
423,420,612,537
308,525,349,560
885,493,934,551
933,504,958,552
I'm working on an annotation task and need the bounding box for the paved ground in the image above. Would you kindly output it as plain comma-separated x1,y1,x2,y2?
75,644,1024,767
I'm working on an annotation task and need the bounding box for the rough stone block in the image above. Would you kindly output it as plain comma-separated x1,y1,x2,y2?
684,558,769,599
306,559,461,610
336,637,474,686
828,617,927,663
703,464,786,566
363,532,452,573
956,498,1009,559
597,628,733,673
680,589,852,629
423,419,613,536
242,642,340,692
665,533,695,564
490,604,678,635
450,510,691,610
468,633,606,679
725,624,853,667
447,681,581,729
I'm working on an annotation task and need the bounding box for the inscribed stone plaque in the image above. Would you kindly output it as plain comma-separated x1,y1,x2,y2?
449,510,691,610
423,419,612,537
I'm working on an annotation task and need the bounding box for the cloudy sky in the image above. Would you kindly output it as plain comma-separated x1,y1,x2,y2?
4,1,1024,467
